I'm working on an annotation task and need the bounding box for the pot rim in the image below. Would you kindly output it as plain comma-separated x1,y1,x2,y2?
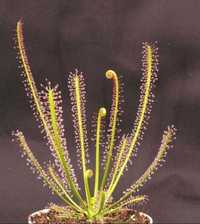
28,208,153,224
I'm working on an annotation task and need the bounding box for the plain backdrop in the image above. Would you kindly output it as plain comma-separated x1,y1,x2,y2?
0,0,200,223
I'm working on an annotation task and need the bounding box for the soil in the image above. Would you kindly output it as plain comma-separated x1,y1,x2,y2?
29,208,150,224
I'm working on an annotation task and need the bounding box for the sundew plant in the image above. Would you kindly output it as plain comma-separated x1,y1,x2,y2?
13,20,176,222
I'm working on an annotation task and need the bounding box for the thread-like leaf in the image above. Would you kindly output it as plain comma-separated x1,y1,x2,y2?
46,86,82,199
13,130,75,207
127,43,158,163
106,43,159,200
16,20,84,205
68,71,90,205
103,195,148,216
112,125,176,207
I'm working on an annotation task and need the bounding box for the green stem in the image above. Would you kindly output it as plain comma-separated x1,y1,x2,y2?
96,191,106,215
106,136,127,198
48,166,84,212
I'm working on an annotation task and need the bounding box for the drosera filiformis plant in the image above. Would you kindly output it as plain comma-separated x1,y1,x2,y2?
13,19,176,223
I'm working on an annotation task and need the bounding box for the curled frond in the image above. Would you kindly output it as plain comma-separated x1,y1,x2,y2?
85,169,94,203
101,70,120,190
94,107,106,196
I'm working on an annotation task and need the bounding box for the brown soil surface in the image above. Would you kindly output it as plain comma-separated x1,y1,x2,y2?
29,208,150,224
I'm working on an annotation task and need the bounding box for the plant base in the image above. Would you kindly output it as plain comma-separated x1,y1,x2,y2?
28,208,153,224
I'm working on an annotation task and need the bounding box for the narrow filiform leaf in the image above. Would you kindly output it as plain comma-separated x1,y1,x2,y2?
109,125,176,210
106,43,159,200
15,20,84,205
13,131,81,211
68,71,91,205
39,83,80,194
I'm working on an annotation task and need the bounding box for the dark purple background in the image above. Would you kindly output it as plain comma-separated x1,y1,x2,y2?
0,1,200,223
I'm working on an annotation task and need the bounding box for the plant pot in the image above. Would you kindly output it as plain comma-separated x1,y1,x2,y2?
28,208,153,224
